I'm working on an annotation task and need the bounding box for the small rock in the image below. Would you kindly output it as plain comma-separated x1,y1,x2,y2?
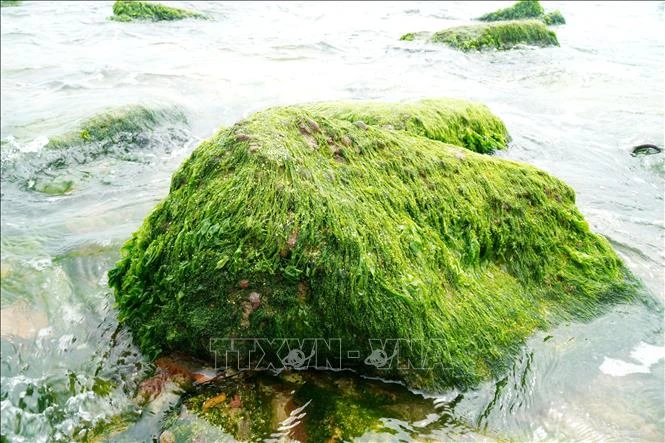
239,279,250,289
307,118,321,133
631,144,662,157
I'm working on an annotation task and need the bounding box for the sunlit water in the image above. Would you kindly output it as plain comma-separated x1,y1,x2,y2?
1,1,663,441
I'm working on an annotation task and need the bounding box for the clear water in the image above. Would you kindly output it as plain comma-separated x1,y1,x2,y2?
1,1,663,441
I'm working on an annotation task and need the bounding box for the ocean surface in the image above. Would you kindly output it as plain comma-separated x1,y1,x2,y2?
1,1,663,441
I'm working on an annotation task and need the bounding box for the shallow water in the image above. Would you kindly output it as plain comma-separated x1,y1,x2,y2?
1,1,663,442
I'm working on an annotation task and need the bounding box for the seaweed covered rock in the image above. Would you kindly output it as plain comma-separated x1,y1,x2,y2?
478,0,566,25
1,105,188,195
401,1,565,51
109,98,634,391
543,10,566,25
478,0,543,21
46,105,186,150
111,0,207,22
431,20,559,51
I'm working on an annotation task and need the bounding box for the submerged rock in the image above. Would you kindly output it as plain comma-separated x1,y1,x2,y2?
175,371,478,442
109,98,635,391
110,0,207,22
0,300,48,339
429,20,559,51
631,144,662,157
1,105,189,195
45,105,186,150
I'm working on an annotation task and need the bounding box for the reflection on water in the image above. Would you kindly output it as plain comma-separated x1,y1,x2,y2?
1,1,663,441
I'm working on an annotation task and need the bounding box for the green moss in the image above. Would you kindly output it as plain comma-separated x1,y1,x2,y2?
45,105,186,149
431,20,559,51
478,0,544,21
543,10,566,25
111,0,207,22
109,98,636,391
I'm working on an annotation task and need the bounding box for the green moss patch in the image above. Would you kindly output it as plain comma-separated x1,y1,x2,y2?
431,20,559,51
309,99,509,154
399,31,431,42
111,0,207,22
109,98,635,391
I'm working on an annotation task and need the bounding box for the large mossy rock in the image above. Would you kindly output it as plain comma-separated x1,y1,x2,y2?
109,98,634,390
111,0,206,22
430,20,559,51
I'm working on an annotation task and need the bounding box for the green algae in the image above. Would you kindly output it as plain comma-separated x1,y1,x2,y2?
478,0,544,22
399,31,430,42
111,0,207,22
109,98,636,391
310,98,509,154
543,10,566,25
183,380,273,440
45,105,186,150
432,20,559,51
